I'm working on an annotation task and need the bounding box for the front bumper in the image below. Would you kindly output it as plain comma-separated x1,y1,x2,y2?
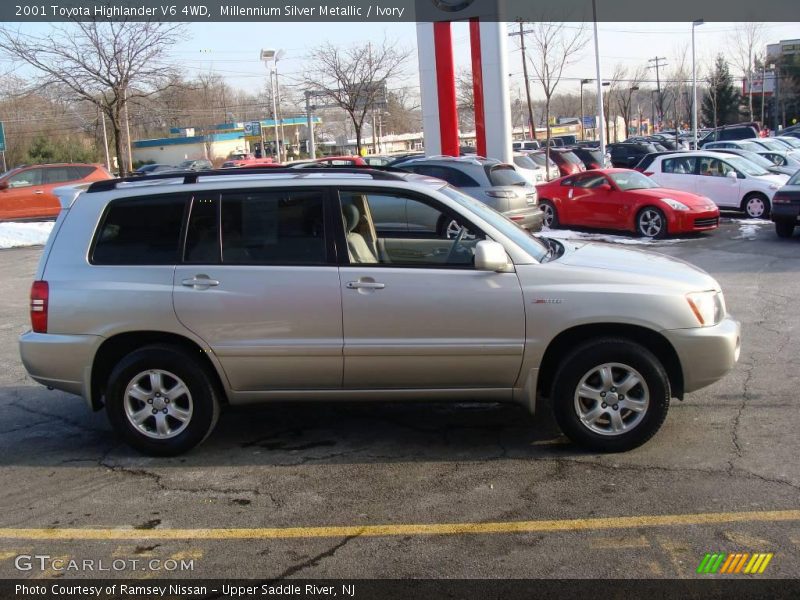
661,316,741,394
504,206,545,232
19,331,102,407
671,208,721,233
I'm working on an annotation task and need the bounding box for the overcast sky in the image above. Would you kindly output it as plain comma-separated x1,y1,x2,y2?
6,20,800,111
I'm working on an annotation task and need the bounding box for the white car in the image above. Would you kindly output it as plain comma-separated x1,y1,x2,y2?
647,151,789,218
512,153,548,184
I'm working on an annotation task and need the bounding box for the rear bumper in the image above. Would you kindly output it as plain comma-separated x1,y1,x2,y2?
772,204,800,222
504,206,544,232
19,331,102,407
661,316,741,394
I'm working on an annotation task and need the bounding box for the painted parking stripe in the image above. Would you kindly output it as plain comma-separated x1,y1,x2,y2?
0,509,798,541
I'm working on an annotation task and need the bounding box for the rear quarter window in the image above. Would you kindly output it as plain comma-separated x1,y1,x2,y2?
91,195,188,265
487,165,527,186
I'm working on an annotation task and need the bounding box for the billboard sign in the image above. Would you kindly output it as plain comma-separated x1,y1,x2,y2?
244,121,262,137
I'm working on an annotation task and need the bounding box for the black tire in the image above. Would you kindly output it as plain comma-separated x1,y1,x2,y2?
775,220,795,239
741,193,770,219
540,200,559,228
551,338,671,452
636,207,668,239
106,344,220,456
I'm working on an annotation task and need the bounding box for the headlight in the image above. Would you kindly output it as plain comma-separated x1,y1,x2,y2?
686,291,725,327
662,198,689,211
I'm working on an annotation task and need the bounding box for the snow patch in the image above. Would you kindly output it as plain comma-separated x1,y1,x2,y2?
540,227,687,245
0,221,55,249
730,218,769,240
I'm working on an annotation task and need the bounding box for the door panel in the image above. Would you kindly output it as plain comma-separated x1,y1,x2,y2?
340,267,525,389
336,189,526,391
694,158,741,209
172,190,343,392
174,265,343,391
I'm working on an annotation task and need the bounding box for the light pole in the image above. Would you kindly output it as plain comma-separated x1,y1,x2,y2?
592,0,605,157
260,49,282,161
580,78,591,140
692,19,704,150
629,85,640,137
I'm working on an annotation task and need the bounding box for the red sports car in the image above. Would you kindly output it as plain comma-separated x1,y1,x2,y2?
536,169,720,238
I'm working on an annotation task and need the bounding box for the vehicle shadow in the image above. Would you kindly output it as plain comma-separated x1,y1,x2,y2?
0,385,591,467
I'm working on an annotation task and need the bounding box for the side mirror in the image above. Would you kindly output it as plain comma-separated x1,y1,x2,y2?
726,170,738,179
0,180,7,191
598,183,612,192
475,240,511,272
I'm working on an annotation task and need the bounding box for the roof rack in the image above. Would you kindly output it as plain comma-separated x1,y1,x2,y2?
86,165,407,193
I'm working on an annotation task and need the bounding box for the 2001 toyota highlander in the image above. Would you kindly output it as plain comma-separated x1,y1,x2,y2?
19,167,741,455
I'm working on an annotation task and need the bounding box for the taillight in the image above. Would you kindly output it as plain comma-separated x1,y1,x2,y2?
773,193,790,204
30,280,48,333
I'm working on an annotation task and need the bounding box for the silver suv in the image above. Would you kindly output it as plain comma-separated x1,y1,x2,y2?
393,156,543,235
19,168,741,455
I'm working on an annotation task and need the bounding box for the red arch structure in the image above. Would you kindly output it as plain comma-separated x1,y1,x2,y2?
416,18,512,163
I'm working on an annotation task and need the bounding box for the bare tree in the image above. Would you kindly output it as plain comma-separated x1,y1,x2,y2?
615,65,648,138
521,21,589,177
729,23,765,121
303,39,410,155
0,21,185,175
603,64,624,142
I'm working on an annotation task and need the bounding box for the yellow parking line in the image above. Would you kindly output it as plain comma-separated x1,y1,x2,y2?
0,509,798,541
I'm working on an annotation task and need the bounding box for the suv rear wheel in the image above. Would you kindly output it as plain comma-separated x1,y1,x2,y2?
105,345,220,456
742,193,770,219
551,338,670,452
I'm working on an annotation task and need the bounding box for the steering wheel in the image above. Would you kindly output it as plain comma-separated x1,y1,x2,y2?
444,225,467,264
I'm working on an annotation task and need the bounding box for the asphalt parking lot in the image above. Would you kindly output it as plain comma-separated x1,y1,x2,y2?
0,216,798,580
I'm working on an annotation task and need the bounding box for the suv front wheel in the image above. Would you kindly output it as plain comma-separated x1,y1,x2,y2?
551,338,670,452
105,345,220,456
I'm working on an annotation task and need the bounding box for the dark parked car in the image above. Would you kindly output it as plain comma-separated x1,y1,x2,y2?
698,123,760,147
771,170,800,238
175,159,213,171
569,147,608,170
133,164,175,176
607,142,659,168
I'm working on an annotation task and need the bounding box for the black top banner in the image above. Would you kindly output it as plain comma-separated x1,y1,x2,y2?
3,0,799,22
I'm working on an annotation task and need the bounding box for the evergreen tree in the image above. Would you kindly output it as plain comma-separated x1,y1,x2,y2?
702,55,741,127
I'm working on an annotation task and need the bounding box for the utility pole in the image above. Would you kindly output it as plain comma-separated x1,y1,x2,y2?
509,23,537,140
304,91,316,158
648,56,667,130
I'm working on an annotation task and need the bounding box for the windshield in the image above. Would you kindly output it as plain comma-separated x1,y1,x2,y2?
178,160,194,168
609,171,659,190
734,150,779,169
559,151,583,165
788,170,800,186
780,137,800,148
526,152,556,169
724,155,770,176
440,186,549,262
513,155,538,170
757,140,786,151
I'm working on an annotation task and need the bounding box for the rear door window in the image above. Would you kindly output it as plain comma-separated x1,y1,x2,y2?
220,189,326,265
662,157,697,174
412,166,481,188
92,195,188,265
42,167,73,184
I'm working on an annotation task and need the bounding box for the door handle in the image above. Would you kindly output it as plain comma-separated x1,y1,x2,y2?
181,275,220,288
346,281,385,290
